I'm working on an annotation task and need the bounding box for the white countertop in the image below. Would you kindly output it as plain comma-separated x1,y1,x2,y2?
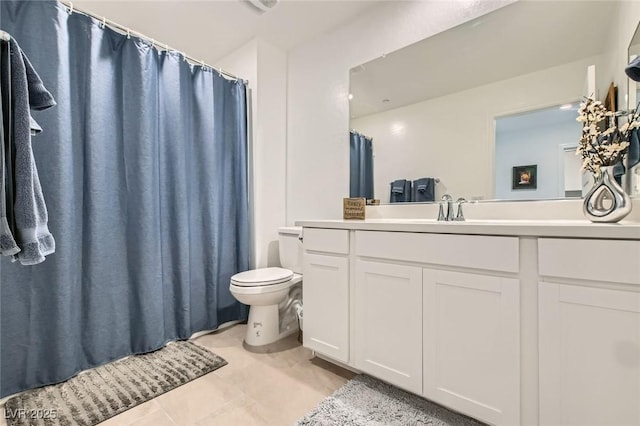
295,218,640,240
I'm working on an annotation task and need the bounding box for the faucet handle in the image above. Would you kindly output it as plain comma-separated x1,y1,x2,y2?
454,197,467,221
437,201,446,221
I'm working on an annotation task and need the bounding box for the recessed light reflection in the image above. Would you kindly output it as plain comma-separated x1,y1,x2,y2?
560,104,573,110
348,93,353,101
391,122,405,136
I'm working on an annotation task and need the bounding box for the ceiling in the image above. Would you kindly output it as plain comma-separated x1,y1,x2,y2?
73,0,381,63
350,1,618,118
496,102,581,134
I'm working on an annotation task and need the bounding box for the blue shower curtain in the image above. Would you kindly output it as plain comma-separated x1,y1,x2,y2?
349,131,374,199
0,1,249,397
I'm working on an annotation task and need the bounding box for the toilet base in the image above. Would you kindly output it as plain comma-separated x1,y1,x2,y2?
244,304,299,346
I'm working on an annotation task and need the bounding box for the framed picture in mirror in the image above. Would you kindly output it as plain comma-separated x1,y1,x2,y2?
512,165,537,190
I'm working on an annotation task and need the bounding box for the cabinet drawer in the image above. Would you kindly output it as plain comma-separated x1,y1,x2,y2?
538,238,640,285
303,228,349,254
356,231,518,273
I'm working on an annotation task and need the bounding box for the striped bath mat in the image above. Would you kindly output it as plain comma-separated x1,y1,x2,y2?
4,341,226,426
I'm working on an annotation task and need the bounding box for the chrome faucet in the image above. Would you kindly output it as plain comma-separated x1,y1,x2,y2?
454,197,467,221
438,194,454,221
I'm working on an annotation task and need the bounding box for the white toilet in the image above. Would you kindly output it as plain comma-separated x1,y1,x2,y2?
229,226,303,347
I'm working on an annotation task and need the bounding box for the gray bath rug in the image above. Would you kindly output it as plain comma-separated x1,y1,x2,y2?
4,341,226,426
296,375,486,425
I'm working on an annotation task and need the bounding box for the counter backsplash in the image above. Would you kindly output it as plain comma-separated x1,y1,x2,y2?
365,199,640,222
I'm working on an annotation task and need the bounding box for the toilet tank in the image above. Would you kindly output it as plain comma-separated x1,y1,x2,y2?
278,226,303,274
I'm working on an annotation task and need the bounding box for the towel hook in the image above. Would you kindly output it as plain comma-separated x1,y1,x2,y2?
67,1,74,15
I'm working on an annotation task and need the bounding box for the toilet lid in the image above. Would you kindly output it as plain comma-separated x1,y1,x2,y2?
231,267,294,287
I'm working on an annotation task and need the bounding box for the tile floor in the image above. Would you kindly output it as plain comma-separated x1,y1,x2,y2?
0,324,355,426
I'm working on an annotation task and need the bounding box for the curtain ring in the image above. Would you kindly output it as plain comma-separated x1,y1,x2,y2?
151,39,155,49
101,16,106,29
164,43,170,52
67,1,74,15
126,28,131,39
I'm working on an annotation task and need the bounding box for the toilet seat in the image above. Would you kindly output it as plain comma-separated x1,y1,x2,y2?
230,272,302,295
230,280,293,296
231,267,293,287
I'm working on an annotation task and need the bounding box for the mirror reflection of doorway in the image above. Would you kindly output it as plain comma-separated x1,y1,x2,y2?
494,103,582,199
560,145,583,198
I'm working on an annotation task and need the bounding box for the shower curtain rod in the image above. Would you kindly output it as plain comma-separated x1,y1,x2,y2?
350,129,372,137
57,1,244,83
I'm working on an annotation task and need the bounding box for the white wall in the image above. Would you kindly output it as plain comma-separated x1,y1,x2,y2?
286,0,515,222
351,55,600,202
256,40,287,267
218,39,287,268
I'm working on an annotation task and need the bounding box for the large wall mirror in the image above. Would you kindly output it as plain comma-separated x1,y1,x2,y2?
349,1,624,204
628,21,640,197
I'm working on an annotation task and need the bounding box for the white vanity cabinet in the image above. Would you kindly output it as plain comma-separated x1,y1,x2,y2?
300,221,640,426
354,231,521,424
354,260,423,394
302,228,350,363
538,238,640,426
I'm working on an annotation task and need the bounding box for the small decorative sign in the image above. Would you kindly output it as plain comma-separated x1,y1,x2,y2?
343,198,366,220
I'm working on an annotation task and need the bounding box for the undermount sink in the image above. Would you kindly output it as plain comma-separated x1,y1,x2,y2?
364,218,438,223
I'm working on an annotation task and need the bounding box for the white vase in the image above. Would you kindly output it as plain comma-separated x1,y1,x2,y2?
583,166,632,223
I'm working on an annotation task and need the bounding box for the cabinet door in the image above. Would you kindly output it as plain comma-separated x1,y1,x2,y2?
423,269,520,426
354,260,422,394
539,281,640,426
302,253,349,362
